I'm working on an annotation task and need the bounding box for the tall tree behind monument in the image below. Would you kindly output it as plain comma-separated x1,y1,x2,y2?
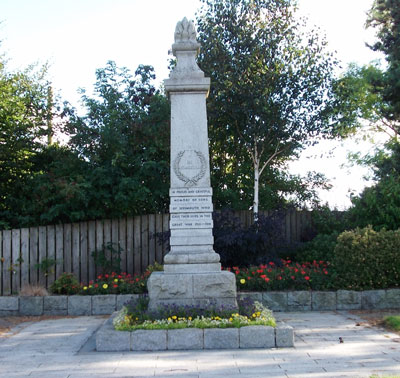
196,0,345,216
147,18,237,311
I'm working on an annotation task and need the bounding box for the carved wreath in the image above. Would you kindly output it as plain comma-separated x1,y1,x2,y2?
173,150,206,187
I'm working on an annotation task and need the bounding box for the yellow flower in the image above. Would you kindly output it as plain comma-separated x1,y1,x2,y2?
172,315,177,320
229,318,233,322
135,317,139,321
88,285,92,288
114,278,118,282
168,317,172,321
240,279,246,284
252,313,256,318
188,316,192,321
102,283,108,289
83,286,88,290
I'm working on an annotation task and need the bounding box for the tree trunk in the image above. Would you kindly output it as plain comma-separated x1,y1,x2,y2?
253,159,259,222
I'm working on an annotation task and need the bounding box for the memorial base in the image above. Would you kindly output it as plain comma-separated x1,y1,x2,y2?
147,270,238,312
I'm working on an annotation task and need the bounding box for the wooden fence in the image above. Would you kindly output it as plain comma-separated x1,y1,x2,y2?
0,210,312,295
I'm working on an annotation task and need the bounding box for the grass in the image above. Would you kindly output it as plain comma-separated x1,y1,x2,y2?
383,315,400,332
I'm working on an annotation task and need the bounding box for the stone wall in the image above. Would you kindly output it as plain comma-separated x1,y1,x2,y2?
1,289,399,317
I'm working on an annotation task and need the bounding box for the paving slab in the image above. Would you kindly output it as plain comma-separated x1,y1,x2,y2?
0,311,400,377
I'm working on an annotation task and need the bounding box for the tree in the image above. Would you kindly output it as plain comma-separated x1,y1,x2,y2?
60,61,170,220
366,0,400,122
196,0,344,219
0,53,50,228
332,62,399,140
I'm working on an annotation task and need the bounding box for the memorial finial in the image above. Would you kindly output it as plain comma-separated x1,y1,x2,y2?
174,17,197,43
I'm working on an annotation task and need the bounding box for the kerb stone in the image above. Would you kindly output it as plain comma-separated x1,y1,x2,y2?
0,296,19,316
288,291,311,311
204,328,239,349
44,296,67,315
131,330,167,351
262,292,288,312
237,292,262,303
312,292,337,311
68,295,91,315
385,289,400,308
167,328,203,350
239,326,275,348
96,315,130,352
337,290,361,310
92,295,116,315
19,296,43,316
361,290,386,309
275,323,294,347
116,294,139,310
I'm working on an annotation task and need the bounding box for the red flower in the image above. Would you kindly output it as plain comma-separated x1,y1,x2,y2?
305,276,310,281
113,284,118,288
277,276,282,280
257,269,263,274
291,276,295,280
247,276,252,280
269,262,275,266
264,277,270,282
105,274,109,278
94,283,99,288
135,278,140,282
97,275,102,279
235,271,239,275
260,274,267,279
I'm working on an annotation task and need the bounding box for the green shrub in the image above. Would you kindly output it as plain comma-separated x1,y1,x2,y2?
294,232,339,262
50,273,80,295
332,226,400,290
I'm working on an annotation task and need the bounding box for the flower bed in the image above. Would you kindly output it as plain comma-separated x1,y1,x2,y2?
113,297,276,331
227,259,334,291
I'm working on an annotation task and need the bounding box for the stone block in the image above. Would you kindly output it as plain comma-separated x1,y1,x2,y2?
192,271,237,298
96,328,130,351
385,289,400,309
92,295,116,315
237,292,263,303
361,290,386,309
275,323,294,347
147,272,193,300
0,296,19,316
96,315,130,352
262,292,288,311
131,330,167,351
116,294,139,310
44,296,67,315
337,290,361,310
68,295,91,316
311,292,336,311
204,328,239,349
239,326,275,348
19,296,43,316
288,291,311,311
167,328,203,350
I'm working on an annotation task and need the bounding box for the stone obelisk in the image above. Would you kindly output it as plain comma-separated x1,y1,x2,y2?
147,18,237,311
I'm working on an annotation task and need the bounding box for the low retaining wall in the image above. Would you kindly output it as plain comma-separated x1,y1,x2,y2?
1,289,400,317
96,313,294,351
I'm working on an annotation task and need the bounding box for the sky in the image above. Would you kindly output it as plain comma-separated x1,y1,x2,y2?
0,0,384,209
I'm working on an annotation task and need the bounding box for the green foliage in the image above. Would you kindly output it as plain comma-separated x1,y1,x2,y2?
367,0,400,122
294,232,339,263
383,315,400,331
91,242,122,274
332,226,400,290
196,0,345,210
35,258,58,276
0,55,51,229
348,141,400,230
50,273,80,295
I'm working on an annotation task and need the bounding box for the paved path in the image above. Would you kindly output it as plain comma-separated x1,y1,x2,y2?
0,311,399,378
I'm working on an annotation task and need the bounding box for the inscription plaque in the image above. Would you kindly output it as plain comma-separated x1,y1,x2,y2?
170,188,212,196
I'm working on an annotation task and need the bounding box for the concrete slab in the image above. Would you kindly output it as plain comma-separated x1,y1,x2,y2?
1,311,400,378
